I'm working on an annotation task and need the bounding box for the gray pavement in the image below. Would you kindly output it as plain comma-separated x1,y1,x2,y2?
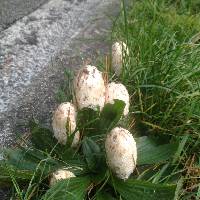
0,0,122,147
0,0,123,198
0,0,49,31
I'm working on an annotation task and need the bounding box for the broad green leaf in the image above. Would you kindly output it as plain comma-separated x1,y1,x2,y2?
4,147,87,178
100,100,125,132
0,163,33,186
30,121,64,155
30,121,82,163
77,100,125,137
41,176,91,200
82,137,102,171
113,177,176,200
136,136,178,165
77,108,100,136
4,148,59,173
4,148,42,171
31,126,58,153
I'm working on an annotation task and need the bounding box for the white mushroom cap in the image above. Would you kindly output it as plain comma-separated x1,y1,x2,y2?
106,82,130,116
112,41,129,76
74,65,105,111
49,169,75,186
105,127,137,180
52,102,80,146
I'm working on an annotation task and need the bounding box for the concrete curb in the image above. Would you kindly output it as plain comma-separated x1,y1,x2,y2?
0,0,48,32
0,0,121,147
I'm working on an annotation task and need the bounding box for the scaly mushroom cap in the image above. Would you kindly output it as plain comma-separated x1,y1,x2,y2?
49,169,75,186
106,82,130,116
105,127,137,180
52,102,79,146
74,65,105,110
112,41,129,76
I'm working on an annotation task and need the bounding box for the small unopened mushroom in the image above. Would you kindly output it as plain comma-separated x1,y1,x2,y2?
52,102,80,146
105,127,137,180
112,41,129,76
106,82,130,116
49,169,75,186
74,65,105,111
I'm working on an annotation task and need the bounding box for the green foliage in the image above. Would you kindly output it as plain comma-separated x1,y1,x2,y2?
114,0,200,138
2,0,200,199
113,177,176,200
56,69,74,103
41,177,91,200
95,191,117,200
100,100,125,132
112,0,200,198
77,100,125,136
136,136,178,165
0,163,33,187
77,107,100,136
30,121,64,155
4,148,59,174
82,137,102,171
30,121,87,168
0,117,179,199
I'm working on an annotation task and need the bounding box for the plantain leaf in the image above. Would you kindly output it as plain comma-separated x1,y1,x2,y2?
100,100,125,132
136,136,178,165
0,162,33,186
4,146,87,177
82,137,103,171
113,177,176,200
30,121,82,163
30,121,64,154
41,176,91,200
3,148,61,178
77,108,100,136
77,100,125,137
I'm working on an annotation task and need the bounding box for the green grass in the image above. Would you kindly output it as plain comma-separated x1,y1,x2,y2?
110,0,200,199
1,1,200,199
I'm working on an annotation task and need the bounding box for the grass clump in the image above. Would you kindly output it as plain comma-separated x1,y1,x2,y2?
111,0,200,198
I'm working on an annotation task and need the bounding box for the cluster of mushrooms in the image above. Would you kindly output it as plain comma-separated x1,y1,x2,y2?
50,41,137,186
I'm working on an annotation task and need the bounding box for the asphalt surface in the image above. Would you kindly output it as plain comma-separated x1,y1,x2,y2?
0,0,49,31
